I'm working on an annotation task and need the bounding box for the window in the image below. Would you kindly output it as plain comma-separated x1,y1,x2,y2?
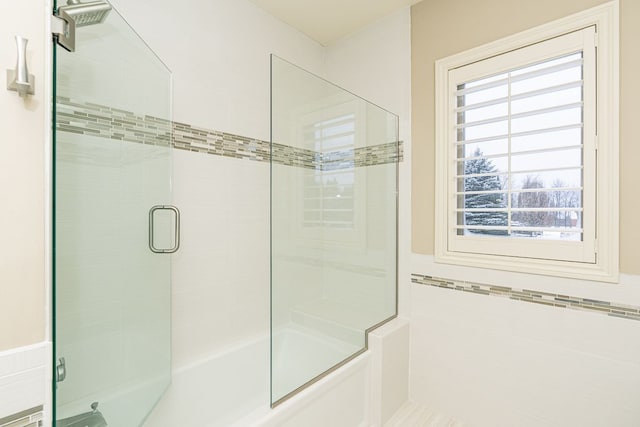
435,3,618,281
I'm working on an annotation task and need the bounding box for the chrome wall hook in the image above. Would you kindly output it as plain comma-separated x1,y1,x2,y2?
6,36,35,97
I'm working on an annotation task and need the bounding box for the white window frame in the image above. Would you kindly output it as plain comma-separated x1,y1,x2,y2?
434,1,619,282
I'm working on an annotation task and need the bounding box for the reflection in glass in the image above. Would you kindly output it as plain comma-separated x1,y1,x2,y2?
270,56,398,404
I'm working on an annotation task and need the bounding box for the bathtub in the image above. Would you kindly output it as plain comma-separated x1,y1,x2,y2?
143,325,372,427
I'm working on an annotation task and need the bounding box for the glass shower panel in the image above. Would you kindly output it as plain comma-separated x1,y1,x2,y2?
270,56,398,404
54,3,172,426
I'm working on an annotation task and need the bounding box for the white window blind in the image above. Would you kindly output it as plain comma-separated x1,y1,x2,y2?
446,27,597,264
302,113,356,229
456,52,585,239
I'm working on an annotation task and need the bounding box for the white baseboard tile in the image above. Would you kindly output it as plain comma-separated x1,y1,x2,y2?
0,343,48,421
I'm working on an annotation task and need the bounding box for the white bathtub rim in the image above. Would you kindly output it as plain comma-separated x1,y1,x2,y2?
174,322,363,376
157,323,372,427
231,350,372,427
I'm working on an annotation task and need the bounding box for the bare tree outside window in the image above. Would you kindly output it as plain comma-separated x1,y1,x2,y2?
513,175,550,228
549,179,581,228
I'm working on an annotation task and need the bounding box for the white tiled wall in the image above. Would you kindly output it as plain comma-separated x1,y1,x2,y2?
171,150,270,368
105,0,325,373
409,254,640,426
369,318,410,426
325,7,412,319
323,8,412,422
55,11,171,119
109,0,325,142
54,135,172,425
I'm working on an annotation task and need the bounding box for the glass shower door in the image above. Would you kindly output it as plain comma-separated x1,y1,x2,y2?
270,56,398,405
53,2,172,426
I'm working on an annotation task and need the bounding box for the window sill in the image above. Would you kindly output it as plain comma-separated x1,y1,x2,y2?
435,248,618,283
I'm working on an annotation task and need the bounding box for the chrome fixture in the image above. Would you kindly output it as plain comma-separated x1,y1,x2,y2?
6,36,35,97
53,0,112,52
56,357,67,383
149,205,181,254
57,402,108,427
59,0,112,28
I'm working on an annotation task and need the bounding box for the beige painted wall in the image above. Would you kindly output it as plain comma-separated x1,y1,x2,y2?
411,0,640,275
0,0,46,351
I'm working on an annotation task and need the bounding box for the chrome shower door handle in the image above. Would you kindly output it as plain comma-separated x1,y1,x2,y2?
149,205,180,254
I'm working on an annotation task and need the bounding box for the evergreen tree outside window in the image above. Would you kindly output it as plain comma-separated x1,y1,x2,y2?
460,148,507,235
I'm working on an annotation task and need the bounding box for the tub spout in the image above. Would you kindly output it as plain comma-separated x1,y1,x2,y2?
56,402,108,427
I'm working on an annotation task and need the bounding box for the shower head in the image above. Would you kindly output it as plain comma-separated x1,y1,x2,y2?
58,0,112,27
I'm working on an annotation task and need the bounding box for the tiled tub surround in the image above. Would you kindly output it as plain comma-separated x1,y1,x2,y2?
56,94,401,390
56,97,402,169
411,273,640,321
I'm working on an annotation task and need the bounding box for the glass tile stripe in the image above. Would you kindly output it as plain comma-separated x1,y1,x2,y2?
56,97,402,169
411,273,640,321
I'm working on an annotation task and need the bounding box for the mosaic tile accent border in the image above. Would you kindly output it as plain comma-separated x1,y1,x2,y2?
56,96,172,146
173,121,270,162
324,142,402,171
273,143,321,169
173,121,322,169
411,273,640,321
56,97,402,169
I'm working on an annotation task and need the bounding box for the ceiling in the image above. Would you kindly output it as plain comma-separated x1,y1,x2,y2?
248,0,422,46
